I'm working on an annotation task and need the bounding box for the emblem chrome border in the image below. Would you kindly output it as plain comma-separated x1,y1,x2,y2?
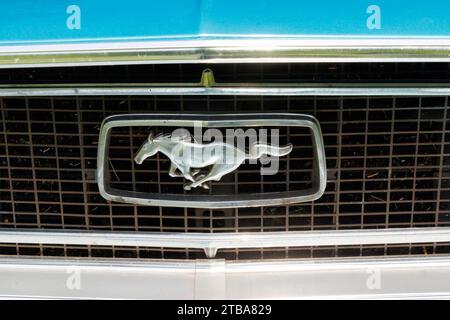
97,113,327,208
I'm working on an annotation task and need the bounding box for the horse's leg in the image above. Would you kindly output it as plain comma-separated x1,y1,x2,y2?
168,164,182,178
185,163,236,190
169,163,194,180
177,164,196,182
169,163,201,179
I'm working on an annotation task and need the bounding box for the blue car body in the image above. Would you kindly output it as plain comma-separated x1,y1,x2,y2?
1,0,450,45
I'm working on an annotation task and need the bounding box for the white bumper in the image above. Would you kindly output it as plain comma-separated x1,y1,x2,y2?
1,256,450,299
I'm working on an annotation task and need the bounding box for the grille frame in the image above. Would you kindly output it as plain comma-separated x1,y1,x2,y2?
1,67,450,260
97,113,326,208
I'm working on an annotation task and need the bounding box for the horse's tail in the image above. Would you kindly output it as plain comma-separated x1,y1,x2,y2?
246,143,293,160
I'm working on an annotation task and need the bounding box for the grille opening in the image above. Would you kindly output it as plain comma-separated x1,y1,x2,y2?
1,62,450,260
107,126,312,196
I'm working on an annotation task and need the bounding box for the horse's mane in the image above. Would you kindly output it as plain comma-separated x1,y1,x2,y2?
154,132,194,143
154,133,172,140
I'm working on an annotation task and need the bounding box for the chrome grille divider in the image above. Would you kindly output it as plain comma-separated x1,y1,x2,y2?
0,227,449,258
1,83,450,96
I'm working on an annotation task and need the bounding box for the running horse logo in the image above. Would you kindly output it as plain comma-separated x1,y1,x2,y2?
134,132,293,190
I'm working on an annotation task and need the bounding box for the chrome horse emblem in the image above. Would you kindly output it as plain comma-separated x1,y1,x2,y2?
134,132,293,190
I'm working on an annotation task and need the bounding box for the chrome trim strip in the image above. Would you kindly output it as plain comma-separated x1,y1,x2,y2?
2,254,450,271
1,227,449,258
1,84,450,96
2,38,450,67
227,255,450,272
1,255,450,299
6,38,450,51
97,113,327,209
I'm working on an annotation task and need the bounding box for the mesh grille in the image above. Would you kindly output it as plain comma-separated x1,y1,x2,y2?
0,64,450,260
2,62,450,84
1,95,450,259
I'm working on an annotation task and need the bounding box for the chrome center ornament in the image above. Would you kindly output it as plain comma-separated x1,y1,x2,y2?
97,114,327,208
133,132,293,190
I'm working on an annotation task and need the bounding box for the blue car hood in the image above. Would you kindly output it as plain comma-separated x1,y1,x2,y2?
1,0,450,46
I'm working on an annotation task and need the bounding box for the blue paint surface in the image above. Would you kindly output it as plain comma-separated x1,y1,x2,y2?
0,0,449,45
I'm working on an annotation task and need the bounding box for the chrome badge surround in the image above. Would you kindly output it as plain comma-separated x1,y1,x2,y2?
97,113,327,208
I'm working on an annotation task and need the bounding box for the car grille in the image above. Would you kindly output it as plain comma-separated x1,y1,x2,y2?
0,63,450,260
